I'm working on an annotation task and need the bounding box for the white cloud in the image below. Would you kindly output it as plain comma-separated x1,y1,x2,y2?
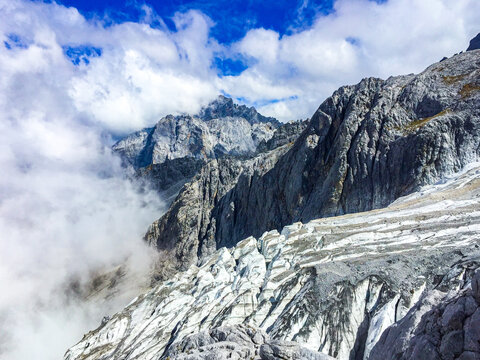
225,0,480,120
0,2,169,359
0,0,479,359
1,0,222,135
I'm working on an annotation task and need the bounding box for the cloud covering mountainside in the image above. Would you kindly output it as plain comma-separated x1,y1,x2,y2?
0,0,479,359
1,0,479,129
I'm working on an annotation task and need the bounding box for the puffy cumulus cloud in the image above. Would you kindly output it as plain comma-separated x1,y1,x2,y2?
68,9,221,134
0,1,177,359
0,0,221,135
223,0,480,121
0,0,479,358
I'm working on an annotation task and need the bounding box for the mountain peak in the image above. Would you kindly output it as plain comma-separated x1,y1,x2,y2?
197,95,280,126
467,32,480,51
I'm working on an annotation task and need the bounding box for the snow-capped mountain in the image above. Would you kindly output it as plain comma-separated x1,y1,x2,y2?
65,37,480,360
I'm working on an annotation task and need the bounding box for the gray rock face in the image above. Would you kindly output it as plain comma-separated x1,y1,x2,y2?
198,95,279,125
148,50,480,270
256,119,309,153
165,325,334,360
112,96,285,206
64,164,480,360
145,143,294,278
112,96,280,169
467,33,480,51
370,269,480,360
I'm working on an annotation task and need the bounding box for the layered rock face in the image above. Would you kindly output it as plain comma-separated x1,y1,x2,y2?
147,50,480,272
64,164,480,360
112,95,283,204
145,143,296,278
112,95,279,168
144,120,310,277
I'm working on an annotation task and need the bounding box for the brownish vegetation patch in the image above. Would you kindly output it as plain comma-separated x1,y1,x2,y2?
395,109,451,135
459,83,480,98
442,74,467,84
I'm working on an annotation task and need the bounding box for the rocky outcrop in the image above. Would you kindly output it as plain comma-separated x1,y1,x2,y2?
148,50,480,270
370,269,480,360
142,118,309,276
145,143,295,278
197,95,279,125
64,164,480,360
112,95,280,169
112,96,287,206
165,325,334,360
467,33,480,51
256,119,309,153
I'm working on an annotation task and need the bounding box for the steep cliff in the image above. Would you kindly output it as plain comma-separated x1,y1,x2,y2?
112,96,285,204
112,95,279,168
370,269,480,360
147,50,480,272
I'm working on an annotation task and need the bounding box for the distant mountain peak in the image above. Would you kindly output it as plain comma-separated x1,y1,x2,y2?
467,32,480,51
197,95,280,126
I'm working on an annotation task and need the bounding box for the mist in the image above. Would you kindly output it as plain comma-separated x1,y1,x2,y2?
0,60,165,360
1,0,479,359
0,2,170,359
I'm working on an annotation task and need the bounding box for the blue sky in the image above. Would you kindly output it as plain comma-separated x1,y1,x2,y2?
52,0,336,44
51,0,338,77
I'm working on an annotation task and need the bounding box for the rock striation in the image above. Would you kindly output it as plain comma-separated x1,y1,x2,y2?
112,95,279,169
147,49,480,273
64,164,480,360
145,142,296,279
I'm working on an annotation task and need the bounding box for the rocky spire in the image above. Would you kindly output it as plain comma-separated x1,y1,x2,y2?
197,95,280,125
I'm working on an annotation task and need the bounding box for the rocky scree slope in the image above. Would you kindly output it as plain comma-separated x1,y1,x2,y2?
370,268,480,360
164,324,334,360
146,50,480,274
112,96,282,203
65,163,480,360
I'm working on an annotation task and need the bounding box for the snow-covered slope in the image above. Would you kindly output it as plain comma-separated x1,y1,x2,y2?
64,164,480,360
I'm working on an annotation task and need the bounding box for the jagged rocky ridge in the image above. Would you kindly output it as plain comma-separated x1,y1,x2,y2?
67,44,480,360
113,95,280,168
145,49,480,275
65,163,480,360
112,96,282,203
